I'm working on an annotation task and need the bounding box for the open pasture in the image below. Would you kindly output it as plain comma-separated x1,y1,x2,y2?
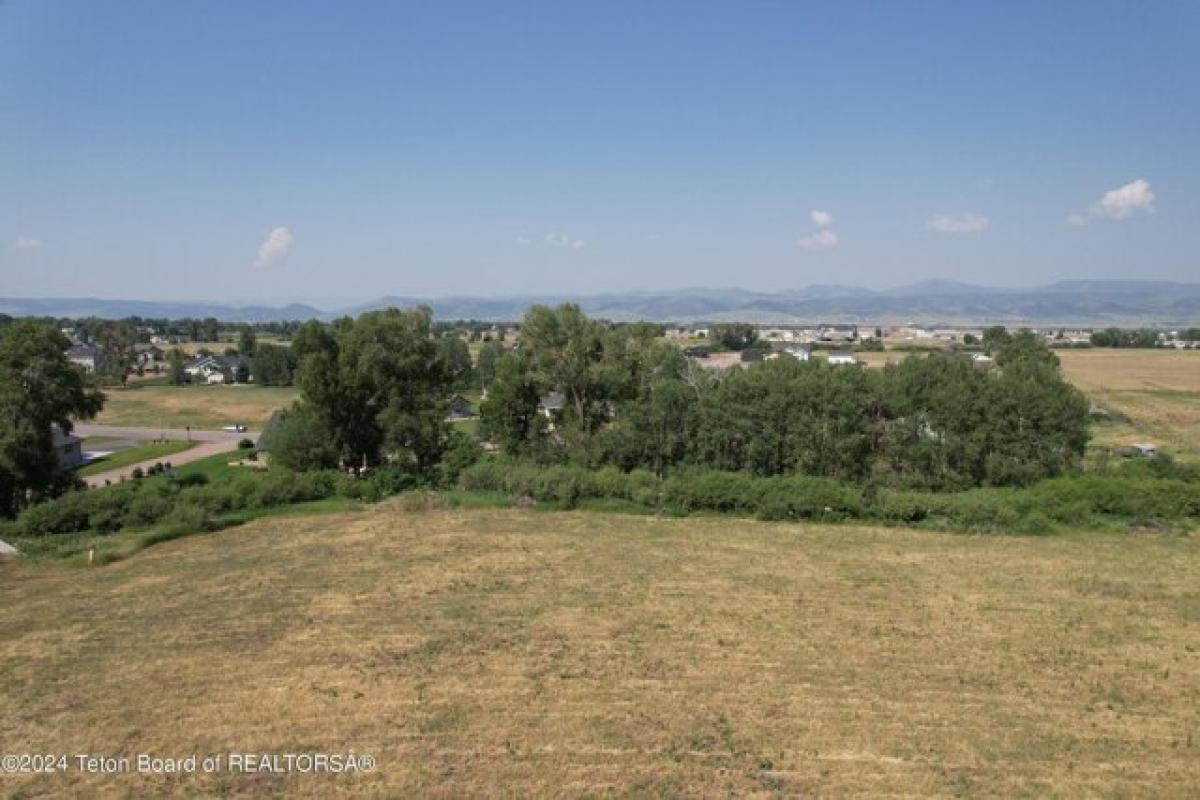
90,384,300,430
2,506,1198,797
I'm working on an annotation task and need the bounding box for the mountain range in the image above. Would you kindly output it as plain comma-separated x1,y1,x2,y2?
4,280,1200,325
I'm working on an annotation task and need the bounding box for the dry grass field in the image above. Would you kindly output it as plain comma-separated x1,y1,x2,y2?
92,384,300,430
3,505,1199,797
1057,349,1200,458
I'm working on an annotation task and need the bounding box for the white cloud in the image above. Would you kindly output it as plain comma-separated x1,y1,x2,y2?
14,237,42,250
522,232,586,249
798,229,839,251
1069,179,1156,226
797,210,839,251
253,226,293,268
1093,178,1155,219
810,209,834,228
927,213,990,234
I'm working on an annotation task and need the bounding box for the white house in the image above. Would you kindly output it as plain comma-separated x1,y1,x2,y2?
826,351,858,366
784,345,811,361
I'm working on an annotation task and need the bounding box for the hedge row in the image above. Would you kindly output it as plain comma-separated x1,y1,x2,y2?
13,467,419,538
459,459,1200,530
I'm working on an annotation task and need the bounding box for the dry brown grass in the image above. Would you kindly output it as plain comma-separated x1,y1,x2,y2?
93,384,301,429
3,506,1199,797
1056,349,1200,457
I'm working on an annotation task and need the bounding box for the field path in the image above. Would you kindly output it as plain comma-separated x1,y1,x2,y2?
74,424,258,487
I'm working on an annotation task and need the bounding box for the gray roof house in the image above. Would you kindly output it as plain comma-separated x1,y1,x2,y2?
66,343,101,373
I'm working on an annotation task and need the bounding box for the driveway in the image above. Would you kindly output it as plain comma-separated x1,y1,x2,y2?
75,424,259,487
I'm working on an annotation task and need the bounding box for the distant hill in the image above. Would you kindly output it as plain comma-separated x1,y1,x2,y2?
0,297,324,323
4,280,1200,325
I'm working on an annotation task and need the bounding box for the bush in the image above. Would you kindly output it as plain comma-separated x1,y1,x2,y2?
238,438,255,450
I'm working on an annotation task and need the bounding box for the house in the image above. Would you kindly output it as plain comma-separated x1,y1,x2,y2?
739,349,767,363
538,392,566,418
826,351,858,366
817,325,858,343
185,354,252,384
446,394,475,421
132,344,165,370
52,425,84,470
66,343,101,373
682,345,711,359
784,345,812,361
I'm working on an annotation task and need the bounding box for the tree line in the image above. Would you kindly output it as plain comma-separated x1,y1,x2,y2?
480,307,1089,490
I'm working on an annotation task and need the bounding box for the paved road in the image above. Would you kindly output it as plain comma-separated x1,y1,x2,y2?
75,424,258,443
75,425,259,487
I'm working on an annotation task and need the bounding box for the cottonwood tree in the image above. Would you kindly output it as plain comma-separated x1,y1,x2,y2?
0,321,104,517
292,308,450,472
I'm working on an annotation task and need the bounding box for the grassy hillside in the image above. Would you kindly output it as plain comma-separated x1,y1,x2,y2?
3,505,1198,797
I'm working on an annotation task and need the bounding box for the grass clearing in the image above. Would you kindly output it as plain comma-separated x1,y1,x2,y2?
75,440,197,477
2,506,1199,796
92,383,300,429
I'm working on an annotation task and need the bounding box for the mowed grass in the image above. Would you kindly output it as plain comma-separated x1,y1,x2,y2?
92,384,300,429
2,506,1199,797
75,440,197,477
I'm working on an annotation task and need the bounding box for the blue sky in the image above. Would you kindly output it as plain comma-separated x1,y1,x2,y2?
2,1,1197,304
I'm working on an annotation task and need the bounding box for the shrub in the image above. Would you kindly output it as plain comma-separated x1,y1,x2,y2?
238,438,255,450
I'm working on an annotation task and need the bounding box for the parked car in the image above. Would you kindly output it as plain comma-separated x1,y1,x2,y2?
222,423,247,433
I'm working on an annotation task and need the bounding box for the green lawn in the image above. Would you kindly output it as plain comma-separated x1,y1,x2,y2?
76,440,197,477
172,449,254,481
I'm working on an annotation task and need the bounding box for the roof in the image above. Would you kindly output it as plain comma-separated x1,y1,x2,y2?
539,392,566,410
66,343,98,358
51,425,81,447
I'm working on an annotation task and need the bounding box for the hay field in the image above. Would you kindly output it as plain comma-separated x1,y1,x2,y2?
3,506,1198,797
92,384,300,429
1057,349,1200,457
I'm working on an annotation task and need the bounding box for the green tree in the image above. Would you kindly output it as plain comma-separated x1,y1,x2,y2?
982,325,1011,352
292,309,450,472
437,334,474,389
710,322,759,351
166,347,188,385
238,326,257,357
0,321,105,517
479,354,545,456
93,319,138,385
264,403,339,471
475,340,507,388
253,343,297,386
